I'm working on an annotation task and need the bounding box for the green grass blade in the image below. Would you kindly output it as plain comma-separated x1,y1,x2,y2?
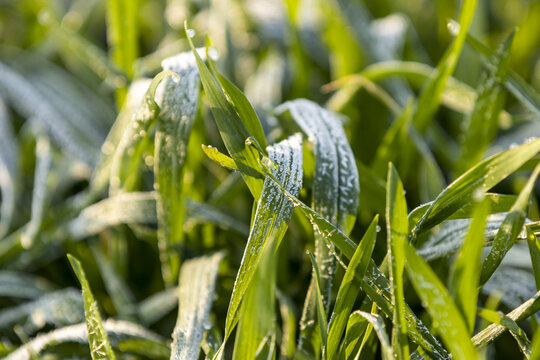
386,164,409,359
106,0,138,81
67,254,116,360
532,327,540,360
110,70,176,194
455,33,513,174
171,252,223,360
185,25,265,200
349,311,394,360
0,99,18,239
275,99,359,355
276,290,296,358
202,145,238,170
477,308,532,358
526,227,540,290
260,168,449,359
479,163,540,286
459,25,540,118
326,215,378,359
404,245,478,360
154,51,201,285
218,134,303,355
412,0,477,133
472,290,540,348
233,243,277,360
412,137,540,237
306,250,328,351
448,198,489,332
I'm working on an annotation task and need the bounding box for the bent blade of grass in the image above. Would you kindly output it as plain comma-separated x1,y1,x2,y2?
217,134,303,357
473,290,540,348
0,99,18,239
478,308,532,358
275,99,359,355
404,244,478,360
67,254,116,360
186,24,265,200
350,311,394,360
260,168,449,359
171,252,223,360
412,137,540,238
386,164,409,360
412,0,477,133
479,163,540,286
326,215,378,359
448,197,489,333
455,32,512,174
154,51,201,285
110,70,176,194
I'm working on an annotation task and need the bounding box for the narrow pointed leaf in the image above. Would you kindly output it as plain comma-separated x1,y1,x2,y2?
349,311,394,360
67,254,116,360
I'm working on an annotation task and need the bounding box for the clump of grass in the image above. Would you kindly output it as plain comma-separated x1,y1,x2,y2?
1,0,540,359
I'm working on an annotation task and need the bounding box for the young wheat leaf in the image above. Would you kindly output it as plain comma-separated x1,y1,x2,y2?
326,215,378,359
404,244,478,360
479,163,540,286
412,0,477,133
154,50,202,285
386,164,409,359
448,197,489,333
218,134,303,357
349,311,394,360
477,308,532,358
260,169,449,359
412,137,540,238
202,145,238,170
455,32,513,174
106,0,138,81
307,250,329,350
473,290,540,348
171,252,224,360
110,70,176,194
67,254,116,360
0,99,18,239
532,327,540,360
275,99,359,354
185,24,265,199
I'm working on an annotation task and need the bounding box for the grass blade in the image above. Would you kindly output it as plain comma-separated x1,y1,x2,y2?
455,32,513,174
478,308,532,358
325,215,378,359
171,252,224,360
219,134,303,355
412,0,477,133
448,198,489,332
307,251,329,350
67,254,116,360
386,164,409,359
479,163,540,285
349,311,394,360
275,99,359,354
527,226,540,290
110,70,176,194
186,25,266,200
404,245,478,360
154,51,201,285
412,137,540,237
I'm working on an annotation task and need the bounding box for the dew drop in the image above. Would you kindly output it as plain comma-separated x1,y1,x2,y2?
376,225,381,233
208,47,219,61
172,74,181,84
245,138,253,146
187,28,196,38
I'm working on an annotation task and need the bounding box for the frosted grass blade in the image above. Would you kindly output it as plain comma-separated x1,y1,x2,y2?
218,134,303,357
478,308,531,358
67,254,116,360
0,99,18,238
154,51,201,285
171,252,224,360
